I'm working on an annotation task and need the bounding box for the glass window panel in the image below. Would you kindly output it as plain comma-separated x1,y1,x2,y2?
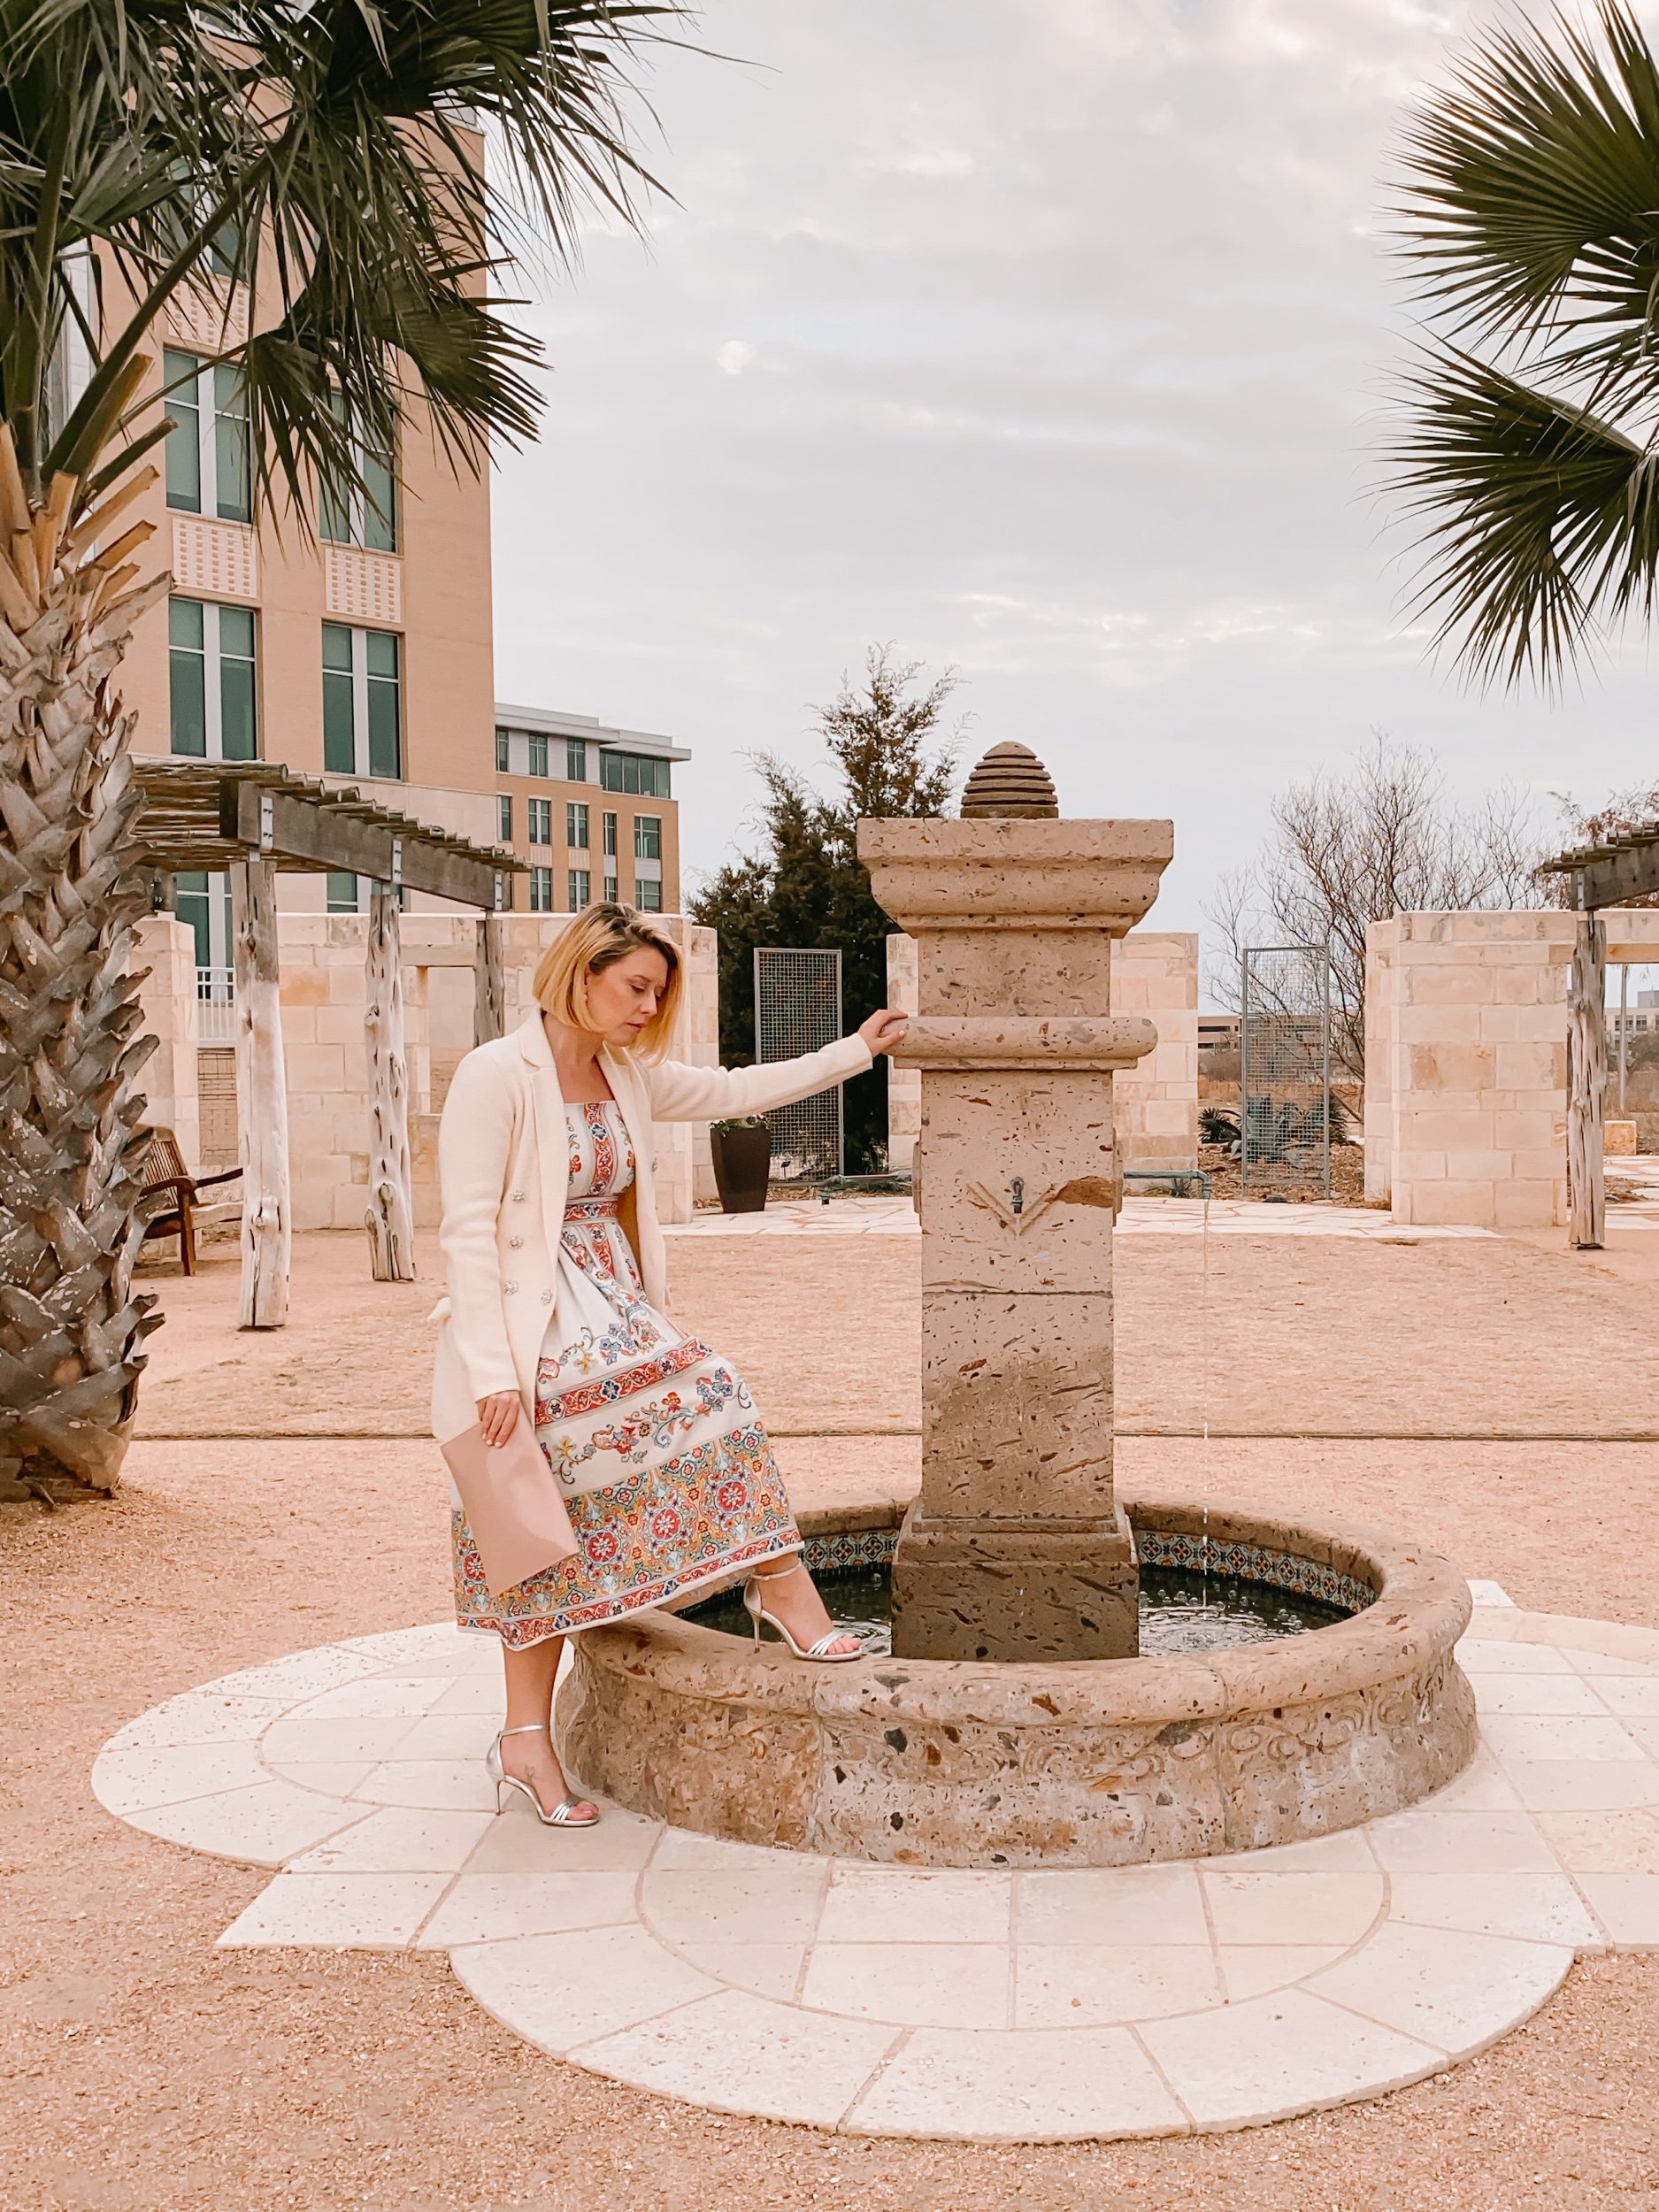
600,751,620,792
212,367,250,522
169,596,204,649
164,352,202,513
634,814,661,861
319,389,350,542
634,877,662,911
218,604,255,658
497,795,513,841
529,867,552,913
527,799,550,846
326,872,359,913
365,629,399,680
174,874,211,967
567,803,588,849
495,729,511,772
603,875,618,904
363,444,397,551
603,810,618,856
321,621,353,672
527,733,549,779
565,738,587,780
367,675,401,779
168,598,206,756
219,650,257,762
323,670,356,772
568,870,590,910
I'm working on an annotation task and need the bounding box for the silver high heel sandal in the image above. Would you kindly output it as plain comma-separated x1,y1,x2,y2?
743,1559,863,1662
486,1724,602,1827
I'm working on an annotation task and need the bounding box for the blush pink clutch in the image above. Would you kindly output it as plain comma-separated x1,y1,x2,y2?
441,1417,580,1598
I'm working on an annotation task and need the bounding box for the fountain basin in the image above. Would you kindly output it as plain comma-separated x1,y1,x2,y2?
558,1491,1478,1868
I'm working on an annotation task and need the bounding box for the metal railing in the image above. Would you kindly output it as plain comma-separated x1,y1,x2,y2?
195,965,235,1045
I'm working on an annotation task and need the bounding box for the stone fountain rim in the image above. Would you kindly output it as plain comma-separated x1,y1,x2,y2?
577,1490,1471,1732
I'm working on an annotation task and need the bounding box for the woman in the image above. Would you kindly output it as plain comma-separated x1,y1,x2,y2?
434,903,908,1829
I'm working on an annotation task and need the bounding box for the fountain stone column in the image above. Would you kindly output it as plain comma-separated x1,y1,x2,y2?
858,744,1173,1663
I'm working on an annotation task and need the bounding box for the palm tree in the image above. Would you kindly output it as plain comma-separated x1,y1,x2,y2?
1389,0,1659,692
0,0,674,1499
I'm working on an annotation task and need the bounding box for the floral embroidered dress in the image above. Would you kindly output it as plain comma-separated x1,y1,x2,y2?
452,1102,802,1646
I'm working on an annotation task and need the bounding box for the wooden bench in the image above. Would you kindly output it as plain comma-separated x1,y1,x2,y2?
136,1127,242,1275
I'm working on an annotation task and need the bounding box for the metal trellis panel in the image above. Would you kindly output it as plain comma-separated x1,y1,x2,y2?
1239,943,1333,1200
753,948,844,1179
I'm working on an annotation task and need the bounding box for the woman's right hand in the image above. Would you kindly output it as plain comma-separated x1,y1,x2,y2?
477,1392,521,1447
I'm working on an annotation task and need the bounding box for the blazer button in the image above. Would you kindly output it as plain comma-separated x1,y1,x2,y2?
541,1288,553,1304
504,1281,518,1296
510,1189,526,1202
509,1235,524,1249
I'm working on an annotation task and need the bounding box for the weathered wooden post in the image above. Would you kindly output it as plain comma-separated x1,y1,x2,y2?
230,858,291,1328
364,884,415,1280
473,911,504,1044
1567,908,1608,1251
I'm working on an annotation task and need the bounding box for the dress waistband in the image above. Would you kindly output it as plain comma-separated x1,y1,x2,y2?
563,1194,622,1224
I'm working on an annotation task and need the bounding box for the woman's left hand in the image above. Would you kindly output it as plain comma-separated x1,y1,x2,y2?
858,1008,909,1056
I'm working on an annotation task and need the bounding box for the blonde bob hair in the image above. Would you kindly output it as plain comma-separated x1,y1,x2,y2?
532,903,682,1058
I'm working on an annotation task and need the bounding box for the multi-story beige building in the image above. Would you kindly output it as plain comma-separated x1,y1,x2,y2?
492,703,687,918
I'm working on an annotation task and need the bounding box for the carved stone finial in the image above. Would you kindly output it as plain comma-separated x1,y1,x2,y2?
959,741,1059,819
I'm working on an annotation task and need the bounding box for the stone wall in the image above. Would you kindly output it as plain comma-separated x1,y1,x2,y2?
133,910,718,1234
1363,908,1659,1229
1110,931,1200,1171
886,933,920,1172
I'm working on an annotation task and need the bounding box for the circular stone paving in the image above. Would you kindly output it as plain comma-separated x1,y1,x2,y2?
91,1604,1659,2142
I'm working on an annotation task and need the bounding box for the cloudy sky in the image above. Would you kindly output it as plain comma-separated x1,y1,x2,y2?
491,0,1659,973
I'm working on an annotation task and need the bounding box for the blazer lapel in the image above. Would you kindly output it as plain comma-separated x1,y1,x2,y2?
518,1012,569,1247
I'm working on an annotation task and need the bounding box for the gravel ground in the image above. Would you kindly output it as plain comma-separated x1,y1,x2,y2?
6,1221,1659,2208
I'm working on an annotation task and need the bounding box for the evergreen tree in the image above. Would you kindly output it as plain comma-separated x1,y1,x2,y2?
690,645,958,1171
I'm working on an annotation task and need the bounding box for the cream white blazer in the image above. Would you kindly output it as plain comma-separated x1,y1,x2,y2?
430,1010,874,1441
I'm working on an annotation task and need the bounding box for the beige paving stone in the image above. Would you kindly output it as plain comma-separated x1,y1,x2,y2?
1563,1647,1655,1678
1363,1805,1564,1874
1138,1989,1441,2130
429,1673,509,1716
200,1647,386,1702
218,1870,449,1948
801,1941,1010,2028
1573,1873,1659,1945
105,1692,287,1751
1537,1807,1659,1874
644,1862,827,1949
844,2024,1188,2141
450,1924,718,2056
1201,1870,1385,1948
1496,1758,1659,1813
119,1781,368,1866
1455,1640,1576,1675
1385,1872,1603,1947
270,1758,378,1796
1199,1829,1379,1875
1215,1945,1347,2003
1015,1863,1208,1946
91,1740,269,1815
1479,1714,1648,1763
1308,1923,1572,2055
287,1806,495,1873
349,1759,499,1812
649,1825,810,1875
818,1865,1011,1946
462,1801,661,1876
1472,1675,1609,1717
260,1715,419,1765
1586,1675,1659,1716
1417,1747,1526,1812
382,1709,499,1761
1014,1942,1220,2027
679,1941,807,2001
288,1674,453,1721
574,1988,898,2129
416,1871,638,1947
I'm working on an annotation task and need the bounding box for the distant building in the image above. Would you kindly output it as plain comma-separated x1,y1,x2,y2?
492,704,690,917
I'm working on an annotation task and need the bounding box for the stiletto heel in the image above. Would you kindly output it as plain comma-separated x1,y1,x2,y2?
742,1560,863,1663
486,1724,601,1827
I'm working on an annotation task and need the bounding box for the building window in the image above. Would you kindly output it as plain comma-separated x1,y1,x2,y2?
634,877,663,912
527,733,549,779
568,869,591,910
495,728,511,773
326,872,361,913
527,797,551,847
174,870,232,971
497,795,513,842
600,749,671,797
634,814,662,862
319,398,397,551
528,866,553,913
170,597,257,760
322,623,401,779
603,872,618,904
164,350,251,523
567,802,590,850
566,737,588,781
603,810,618,857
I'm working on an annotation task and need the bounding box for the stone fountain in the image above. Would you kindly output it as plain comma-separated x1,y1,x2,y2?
560,749,1478,1868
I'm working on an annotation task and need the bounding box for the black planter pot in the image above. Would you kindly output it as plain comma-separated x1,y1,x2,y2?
711,1123,772,1214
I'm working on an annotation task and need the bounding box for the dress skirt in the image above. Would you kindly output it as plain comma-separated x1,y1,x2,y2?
451,1102,802,1647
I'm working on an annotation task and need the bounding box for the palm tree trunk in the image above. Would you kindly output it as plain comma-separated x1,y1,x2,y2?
0,435,168,1501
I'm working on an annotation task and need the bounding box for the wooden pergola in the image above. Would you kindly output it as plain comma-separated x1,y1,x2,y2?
1540,827,1659,1251
133,760,526,1327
